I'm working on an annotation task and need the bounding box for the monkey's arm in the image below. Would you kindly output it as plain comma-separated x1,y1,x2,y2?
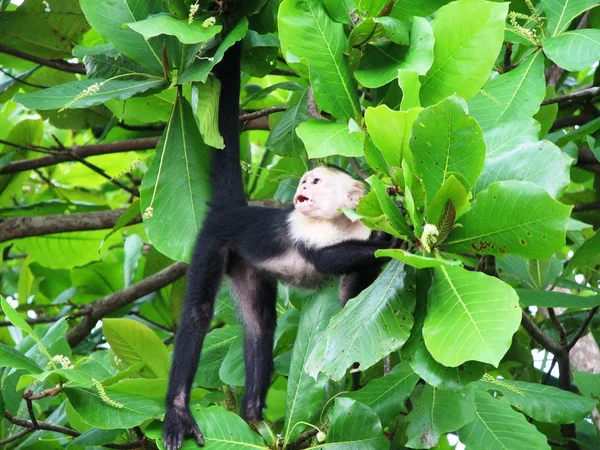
306,241,390,276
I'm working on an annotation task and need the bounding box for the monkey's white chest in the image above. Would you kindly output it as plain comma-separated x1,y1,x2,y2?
258,250,323,287
287,210,371,248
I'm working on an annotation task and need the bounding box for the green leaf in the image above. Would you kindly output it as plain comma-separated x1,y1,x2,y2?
566,231,600,274
444,181,572,259
574,371,600,399
296,120,364,158
194,326,241,388
64,380,164,429
314,397,387,450
13,78,166,111
127,13,222,44
367,176,413,238
516,289,600,308
305,262,415,381
365,105,421,168
541,0,599,36
477,378,598,424
192,77,224,149
283,286,340,444
278,0,360,119
68,429,127,448
156,405,268,449
179,18,248,83
345,361,419,427
349,17,409,47
459,390,551,450
543,29,600,72
427,174,469,226
83,52,148,79
266,89,310,157
0,342,42,374
219,336,245,386
355,17,434,88
376,249,461,269
468,52,545,131
80,0,164,74
398,70,421,110
402,289,487,390
15,230,121,269
420,0,508,106
140,96,212,262
411,96,485,205
424,265,521,367
406,385,476,449
102,318,170,378
241,30,279,77
100,201,141,250
483,118,541,158
474,140,572,199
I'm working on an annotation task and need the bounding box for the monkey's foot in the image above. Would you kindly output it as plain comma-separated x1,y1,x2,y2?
163,407,205,450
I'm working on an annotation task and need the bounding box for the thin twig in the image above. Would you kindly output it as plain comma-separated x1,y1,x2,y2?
307,87,326,120
24,385,63,400
0,44,86,74
541,86,600,106
541,357,558,385
548,308,568,346
239,106,287,122
0,66,46,88
0,308,90,327
0,427,33,446
521,311,562,354
573,201,600,212
568,306,599,350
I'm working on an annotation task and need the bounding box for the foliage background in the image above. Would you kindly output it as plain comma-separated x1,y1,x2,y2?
0,0,600,449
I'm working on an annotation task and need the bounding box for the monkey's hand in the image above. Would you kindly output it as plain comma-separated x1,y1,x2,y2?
163,406,204,450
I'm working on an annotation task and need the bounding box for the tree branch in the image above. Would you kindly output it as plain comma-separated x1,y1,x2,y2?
548,307,568,346
521,310,562,354
67,261,188,347
573,201,600,212
0,308,90,327
541,86,600,106
0,44,86,74
0,208,141,243
0,66,46,89
568,306,599,350
239,107,287,122
287,429,319,450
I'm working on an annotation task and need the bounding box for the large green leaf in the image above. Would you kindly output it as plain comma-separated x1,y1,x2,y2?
541,0,599,36
444,181,572,259
517,288,600,308
345,361,419,428
194,326,242,388
365,105,421,169
468,52,545,131
102,318,170,378
14,230,122,270
402,288,486,390
477,378,597,424
192,77,224,149
367,176,413,238
474,140,572,199
354,17,434,88
80,0,164,74
543,29,600,72
406,385,476,449
423,265,521,367
420,0,507,106
296,120,364,158
65,380,165,429
305,262,415,381
13,78,166,111
283,286,340,444
565,231,600,273
0,342,42,374
313,398,387,450
411,96,485,205
278,0,360,119
458,390,551,450
266,89,310,157
127,13,222,44
140,96,211,262
0,0,89,59
179,18,248,83
376,249,461,269
483,118,540,158
219,336,245,386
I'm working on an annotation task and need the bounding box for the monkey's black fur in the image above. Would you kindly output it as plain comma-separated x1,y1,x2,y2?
163,41,390,450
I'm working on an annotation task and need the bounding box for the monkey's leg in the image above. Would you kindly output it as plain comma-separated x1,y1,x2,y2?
229,258,277,422
339,264,383,307
164,242,226,450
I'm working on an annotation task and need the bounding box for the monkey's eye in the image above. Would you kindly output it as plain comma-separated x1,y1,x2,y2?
312,178,321,184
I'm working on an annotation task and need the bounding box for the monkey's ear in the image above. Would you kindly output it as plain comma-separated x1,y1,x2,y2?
348,181,366,207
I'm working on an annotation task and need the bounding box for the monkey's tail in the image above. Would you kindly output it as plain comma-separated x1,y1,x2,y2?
210,41,247,211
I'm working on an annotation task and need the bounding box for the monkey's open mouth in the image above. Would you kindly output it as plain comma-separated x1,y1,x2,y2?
295,194,310,204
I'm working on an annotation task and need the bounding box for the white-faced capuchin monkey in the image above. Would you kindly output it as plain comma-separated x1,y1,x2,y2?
163,24,394,450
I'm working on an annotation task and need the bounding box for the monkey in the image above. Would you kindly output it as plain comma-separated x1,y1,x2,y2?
162,40,393,450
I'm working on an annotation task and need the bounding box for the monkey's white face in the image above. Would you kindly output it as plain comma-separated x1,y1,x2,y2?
293,167,366,220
